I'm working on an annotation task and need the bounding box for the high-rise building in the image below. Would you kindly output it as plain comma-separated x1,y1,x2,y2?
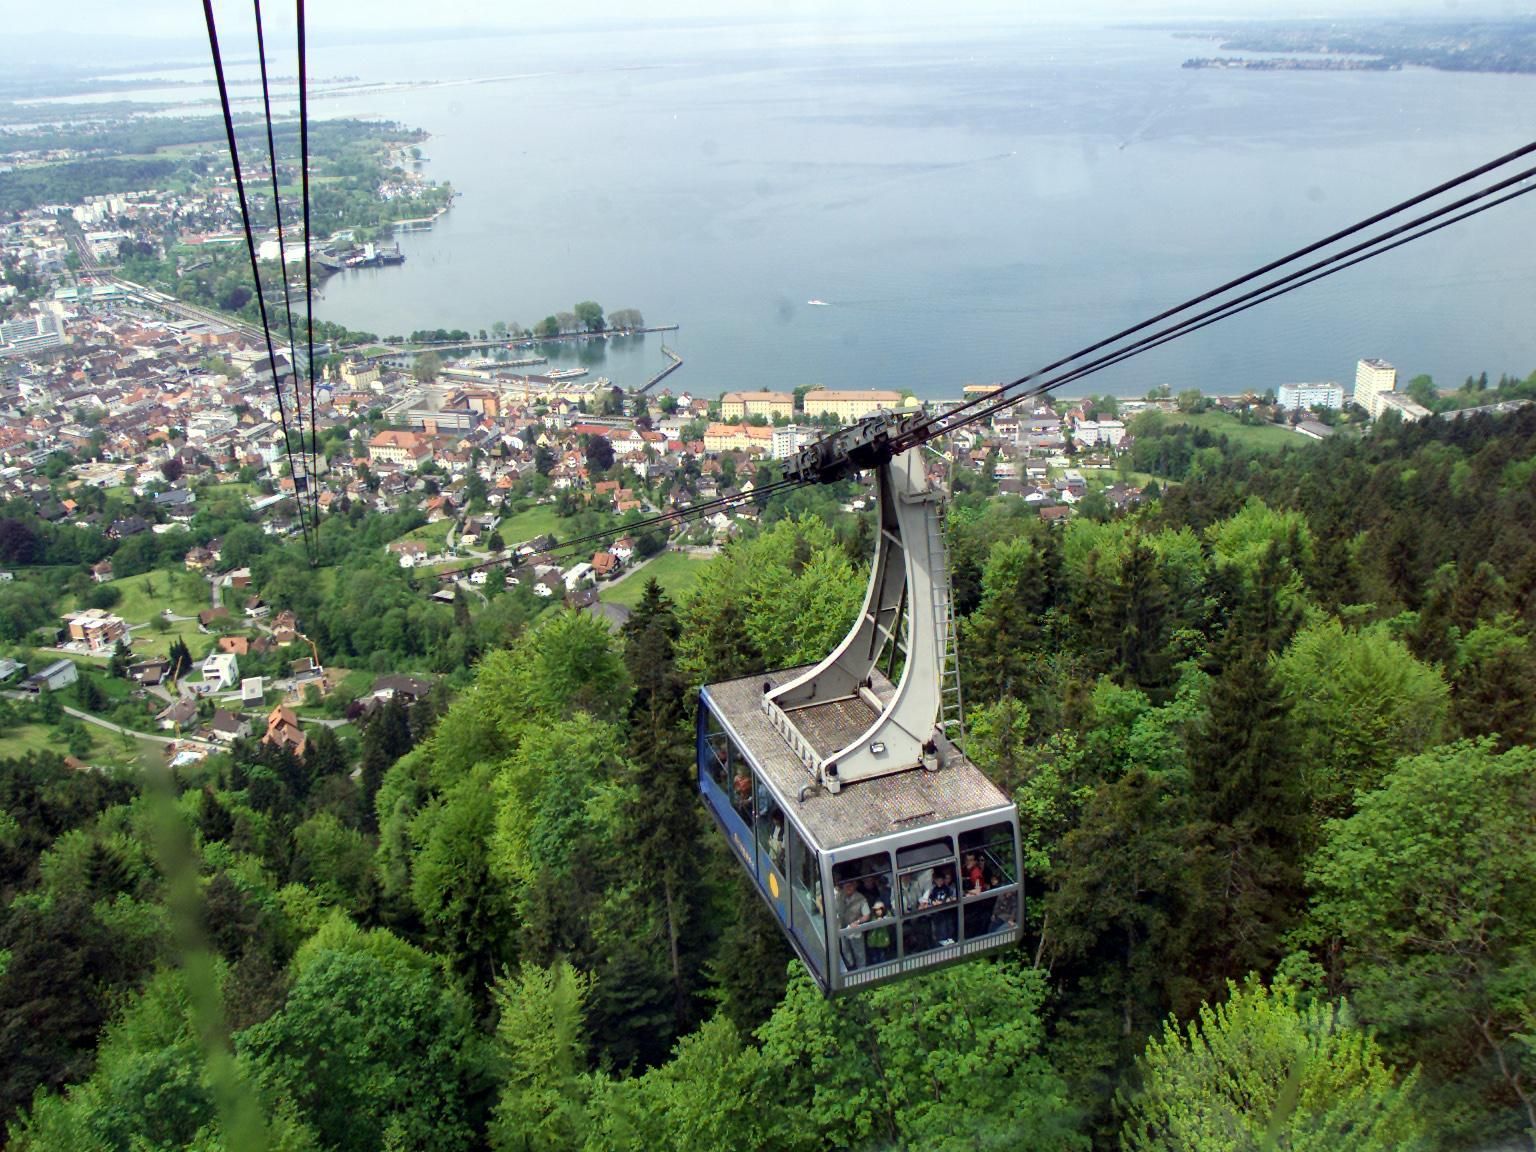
1354,359,1398,418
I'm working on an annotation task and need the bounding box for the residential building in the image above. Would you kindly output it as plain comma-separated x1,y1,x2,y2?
157,697,198,730
703,422,773,454
720,391,794,421
371,674,435,703
202,652,240,691
771,424,816,460
0,314,65,357
1073,419,1127,448
1354,358,1398,418
24,659,78,693
1377,392,1431,423
64,609,128,652
800,388,908,422
263,704,307,757
368,430,432,470
209,709,251,743
1277,381,1344,410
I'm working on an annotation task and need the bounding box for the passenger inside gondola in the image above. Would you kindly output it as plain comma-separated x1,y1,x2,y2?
963,852,987,895
836,877,871,969
865,901,894,964
731,764,753,820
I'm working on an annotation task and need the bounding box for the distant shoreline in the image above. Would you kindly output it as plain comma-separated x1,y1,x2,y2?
1154,18,1536,76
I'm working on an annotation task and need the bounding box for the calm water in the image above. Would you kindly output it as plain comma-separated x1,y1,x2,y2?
129,21,1536,397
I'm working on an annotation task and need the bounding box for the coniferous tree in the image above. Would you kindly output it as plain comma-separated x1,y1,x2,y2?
107,639,132,679
358,696,413,832
165,636,193,681
588,580,712,1064
1082,537,1175,699
1187,645,1304,988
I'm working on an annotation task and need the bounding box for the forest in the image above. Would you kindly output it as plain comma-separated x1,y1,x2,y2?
3,403,1536,1150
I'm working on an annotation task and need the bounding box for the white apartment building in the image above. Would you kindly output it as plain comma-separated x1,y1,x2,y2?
1074,419,1127,448
1354,359,1398,418
1277,381,1344,410
771,424,815,460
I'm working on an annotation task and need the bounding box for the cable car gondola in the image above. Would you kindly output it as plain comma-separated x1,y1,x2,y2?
697,417,1024,994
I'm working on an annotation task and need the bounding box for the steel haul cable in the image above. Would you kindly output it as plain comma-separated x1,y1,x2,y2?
918,161,1536,441
899,139,1536,449
297,0,323,547
250,0,317,563
201,0,315,566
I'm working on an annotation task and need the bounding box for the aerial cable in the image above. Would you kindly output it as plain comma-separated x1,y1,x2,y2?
922,162,1536,441
297,0,322,544
899,138,1536,448
434,146,1534,587
200,0,314,565
954,178,1536,429
250,0,317,563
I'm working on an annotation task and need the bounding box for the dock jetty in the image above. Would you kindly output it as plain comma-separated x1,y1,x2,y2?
635,344,684,394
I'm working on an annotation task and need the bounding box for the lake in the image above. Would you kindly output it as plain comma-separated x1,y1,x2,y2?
116,19,1536,399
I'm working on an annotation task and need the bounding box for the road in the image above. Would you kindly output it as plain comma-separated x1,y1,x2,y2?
61,703,214,749
1,688,214,751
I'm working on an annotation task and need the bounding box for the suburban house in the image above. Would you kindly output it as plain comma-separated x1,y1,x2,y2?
201,652,240,691
157,697,198,731
290,657,323,683
128,659,169,686
208,709,251,743
262,704,307,757
370,674,435,704
24,659,78,693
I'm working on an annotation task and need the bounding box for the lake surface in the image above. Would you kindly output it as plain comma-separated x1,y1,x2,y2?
124,20,1536,398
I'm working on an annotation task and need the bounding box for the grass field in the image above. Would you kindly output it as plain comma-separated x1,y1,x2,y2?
398,518,456,548
0,721,163,770
127,619,210,663
53,569,215,663
64,569,210,626
600,551,715,610
1166,411,1307,453
497,505,563,546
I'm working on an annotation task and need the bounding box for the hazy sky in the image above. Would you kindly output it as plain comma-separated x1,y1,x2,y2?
6,0,1522,46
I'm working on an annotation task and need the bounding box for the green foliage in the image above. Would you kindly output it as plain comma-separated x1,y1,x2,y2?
413,350,442,382
0,157,180,214
1120,977,1424,1151
1273,620,1448,821
677,516,861,684
488,961,592,1152
1306,741,1536,1142
408,763,515,992
240,924,488,1151
586,1013,785,1152
573,301,606,332
756,961,1084,1151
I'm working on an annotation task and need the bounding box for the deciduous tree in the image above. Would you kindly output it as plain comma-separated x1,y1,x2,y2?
1120,978,1424,1151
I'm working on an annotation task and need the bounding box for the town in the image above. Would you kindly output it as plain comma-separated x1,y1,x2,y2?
0,216,1463,765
